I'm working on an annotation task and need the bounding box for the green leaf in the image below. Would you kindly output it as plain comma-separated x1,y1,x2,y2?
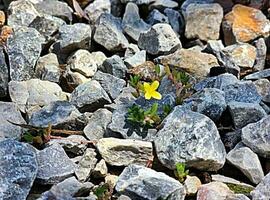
23,132,34,143
155,64,161,75
175,163,189,183
93,184,109,199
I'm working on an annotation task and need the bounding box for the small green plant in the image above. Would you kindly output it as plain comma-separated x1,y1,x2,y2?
162,104,172,118
174,163,189,183
93,183,112,200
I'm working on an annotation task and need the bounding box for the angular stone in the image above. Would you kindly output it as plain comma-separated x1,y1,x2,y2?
244,68,270,80
181,0,214,13
184,175,201,196
115,164,186,200
124,50,146,68
253,37,267,71
182,88,226,122
251,172,270,200
122,3,151,41
7,26,45,81
0,139,38,200
146,9,169,26
124,43,140,58
83,109,112,141
70,80,111,112
226,194,250,200
128,61,158,80
197,182,233,200
138,23,181,55
149,0,178,10
84,0,111,24
75,148,97,182
93,71,126,100
97,138,153,166
94,13,128,51
164,8,184,34
92,159,108,178
61,70,91,92
227,146,264,184
36,143,76,184
242,115,270,158
185,3,223,41
0,47,8,97
254,79,270,103
157,48,219,80
228,102,267,129
154,106,226,171
222,130,242,151
102,55,128,79
223,4,270,45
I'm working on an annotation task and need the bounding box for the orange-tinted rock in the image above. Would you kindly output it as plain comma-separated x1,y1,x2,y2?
223,4,270,45
0,11,5,26
0,26,13,46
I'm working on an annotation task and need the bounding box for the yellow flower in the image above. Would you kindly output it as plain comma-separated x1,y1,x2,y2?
143,80,162,100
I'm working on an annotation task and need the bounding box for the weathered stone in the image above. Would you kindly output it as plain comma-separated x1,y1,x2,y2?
97,138,153,166
70,80,111,112
8,0,40,27
227,145,264,184
75,148,97,182
0,47,8,97
61,70,91,92
146,9,169,25
164,8,184,34
124,50,146,68
120,0,153,4
138,23,181,55
35,53,61,83
254,79,270,103
182,88,226,122
244,68,270,80
84,0,111,24
92,159,108,178
156,48,219,80
9,79,67,113
105,174,119,188
251,172,270,200
102,55,128,79
83,109,112,141
122,3,151,41
253,38,267,71
124,43,140,58
154,106,226,171
185,3,223,41
222,130,242,151
7,26,45,81
115,164,186,200
181,0,214,13
128,61,157,80
94,13,129,51
93,71,126,100
184,175,201,196
36,143,76,184
223,4,270,45
197,182,233,200
149,0,178,10
226,194,250,200
0,139,38,200
242,115,270,158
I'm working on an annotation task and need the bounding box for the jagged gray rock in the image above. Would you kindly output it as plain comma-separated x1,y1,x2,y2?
84,0,111,24
251,172,270,200
102,55,128,79
0,47,9,97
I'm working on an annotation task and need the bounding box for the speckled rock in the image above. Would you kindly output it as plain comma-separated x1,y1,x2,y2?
154,106,226,171
115,164,186,200
124,43,140,58
185,3,223,41
84,0,111,24
0,47,8,97
149,0,178,10
184,175,201,196
197,182,233,200
254,79,270,103
102,55,128,79
244,68,270,80
124,50,146,68
0,139,38,200
146,9,169,25
251,172,270,200
92,159,108,178
226,194,250,200
97,138,153,166
253,38,267,71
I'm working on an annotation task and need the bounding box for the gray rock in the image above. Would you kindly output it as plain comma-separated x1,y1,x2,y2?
222,130,242,151
92,159,108,178
94,13,129,51
8,0,40,27
254,79,270,103
124,50,146,68
36,143,76,184
34,0,73,22
154,106,226,171
93,71,126,100
122,3,151,41
83,109,112,141
97,138,153,166
226,194,250,200
70,80,111,112
35,53,61,83
8,79,67,113
38,192,75,200
164,8,184,34
75,148,97,182
115,164,186,200
124,43,140,58
84,0,111,24
228,102,267,129
197,182,233,200
227,146,264,184
7,26,45,81
244,68,270,80
138,23,181,55
0,102,26,141
29,15,66,44
103,55,128,79
181,0,214,13
146,9,169,26
253,38,267,71
242,115,270,158
0,47,8,97
120,0,154,5
251,172,270,200
184,3,223,41
0,139,38,200
58,23,92,54
182,88,226,122
149,0,178,10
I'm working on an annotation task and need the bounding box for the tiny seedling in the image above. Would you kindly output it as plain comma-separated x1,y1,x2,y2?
174,163,189,183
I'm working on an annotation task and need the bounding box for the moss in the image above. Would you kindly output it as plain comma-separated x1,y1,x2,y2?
226,183,253,194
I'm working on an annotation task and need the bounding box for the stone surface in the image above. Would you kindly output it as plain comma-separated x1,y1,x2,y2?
149,0,178,10
36,144,76,185
242,115,270,158
154,106,226,171
253,37,267,71
138,23,181,55
254,79,270,103
251,172,270,200
97,138,153,166
197,182,233,200
184,175,201,196
164,8,183,34
226,194,250,200
94,13,129,51
223,4,270,45
124,50,146,68
84,0,111,24
92,159,108,178
115,164,186,200
0,139,38,200
83,108,112,141
103,55,128,79
146,9,169,26
244,68,270,80
70,80,111,112
185,3,223,41
7,26,45,81
0,47,9,97
124,43,140,58
182,88,226,122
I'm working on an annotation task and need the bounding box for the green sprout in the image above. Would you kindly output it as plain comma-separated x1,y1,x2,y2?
174,163,189,183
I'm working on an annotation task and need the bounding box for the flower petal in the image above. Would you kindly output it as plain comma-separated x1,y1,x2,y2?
151,80,159,90
144,82,151,91
152,91,162,100
145,92,152,100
